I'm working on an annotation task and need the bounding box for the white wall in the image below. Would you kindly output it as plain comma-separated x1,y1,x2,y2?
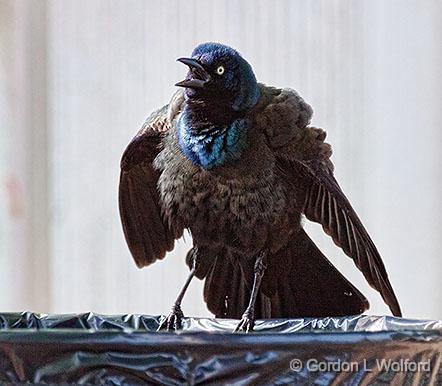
0,1,49,311
1,0,441,319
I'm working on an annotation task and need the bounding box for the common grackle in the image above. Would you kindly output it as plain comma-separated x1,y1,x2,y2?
119,42,401,332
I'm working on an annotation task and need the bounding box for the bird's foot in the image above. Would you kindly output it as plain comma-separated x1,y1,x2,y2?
234,309,255,333
157,304,184,332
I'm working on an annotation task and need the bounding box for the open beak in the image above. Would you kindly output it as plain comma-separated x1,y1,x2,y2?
175,57,211,89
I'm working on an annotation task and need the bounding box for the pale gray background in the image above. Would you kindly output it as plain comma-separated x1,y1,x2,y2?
1,0,441,319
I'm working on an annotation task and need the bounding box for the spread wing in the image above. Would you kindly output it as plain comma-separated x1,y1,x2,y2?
278,126,402,317
119,93,184,268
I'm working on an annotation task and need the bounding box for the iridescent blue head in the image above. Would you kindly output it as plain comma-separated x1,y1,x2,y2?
175,43,259,169
176,42,260,112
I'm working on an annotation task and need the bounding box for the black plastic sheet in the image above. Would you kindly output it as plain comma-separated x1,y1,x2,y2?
0,313,441,385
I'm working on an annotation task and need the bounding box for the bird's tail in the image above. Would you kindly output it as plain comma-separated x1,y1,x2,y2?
199,229,369,319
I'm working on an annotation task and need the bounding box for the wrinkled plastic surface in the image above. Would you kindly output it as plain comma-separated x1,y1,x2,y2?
0,313,441,385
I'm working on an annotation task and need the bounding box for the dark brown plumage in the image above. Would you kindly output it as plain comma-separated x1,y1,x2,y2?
119,85,401,324
120,42,401,332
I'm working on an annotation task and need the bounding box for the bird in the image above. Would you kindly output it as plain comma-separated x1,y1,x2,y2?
119,42,401,332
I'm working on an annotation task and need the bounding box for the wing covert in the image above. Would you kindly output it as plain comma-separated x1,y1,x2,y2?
277,130,401,316
119,94,184,268
258,86,401,316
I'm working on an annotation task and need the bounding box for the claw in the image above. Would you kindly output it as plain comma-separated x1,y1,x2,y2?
234,310,255,333
157,304,184,332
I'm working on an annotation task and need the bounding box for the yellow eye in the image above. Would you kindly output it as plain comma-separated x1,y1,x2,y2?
216,65,225,75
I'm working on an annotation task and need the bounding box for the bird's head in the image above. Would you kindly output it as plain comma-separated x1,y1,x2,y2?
176,42,260,112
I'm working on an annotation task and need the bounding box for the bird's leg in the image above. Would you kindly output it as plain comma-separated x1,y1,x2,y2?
158,248,198,331
234,251,267,333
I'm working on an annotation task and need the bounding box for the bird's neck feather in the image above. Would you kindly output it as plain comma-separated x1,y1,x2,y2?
186,98,239,125
178,104,249,169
